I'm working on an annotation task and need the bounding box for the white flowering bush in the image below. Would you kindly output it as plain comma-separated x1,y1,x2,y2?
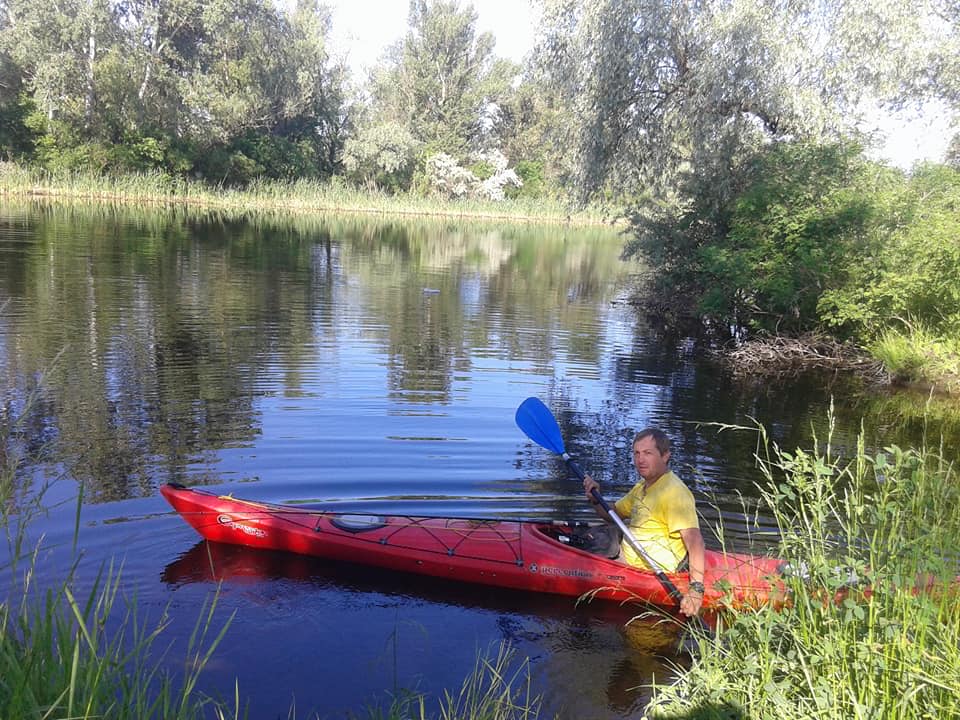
474,150,523,200
425,152,480,198
425,150,523,200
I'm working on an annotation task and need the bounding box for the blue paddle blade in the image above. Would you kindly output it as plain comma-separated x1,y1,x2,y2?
515,397,566,455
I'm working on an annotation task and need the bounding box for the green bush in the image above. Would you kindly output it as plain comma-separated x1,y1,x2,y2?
508,160,545,199
230,133,319,180
0,91,38,159
697,142,891,334
467,159,496,181
819,164,960,339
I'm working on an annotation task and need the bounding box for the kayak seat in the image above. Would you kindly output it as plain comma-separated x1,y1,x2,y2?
330,515,389,533
544,523,621,559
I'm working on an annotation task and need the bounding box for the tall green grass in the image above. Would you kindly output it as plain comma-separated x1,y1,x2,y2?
647,418,960,719
869,322,960,394
352,642,541,720
0,564,238,719
0,162,614,226
1,380,240,720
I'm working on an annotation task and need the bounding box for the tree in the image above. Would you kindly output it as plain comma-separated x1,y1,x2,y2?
532,0,960,332
819,163,960,338
697,142,893,334
117,0,205,134
534,0,960,205
342,121,420,190
179,0,316,146
0,0,348,180
1,0,119,137
0,42,36,157
366,0,509,158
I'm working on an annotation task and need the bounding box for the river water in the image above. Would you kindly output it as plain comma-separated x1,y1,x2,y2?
1,200,956,718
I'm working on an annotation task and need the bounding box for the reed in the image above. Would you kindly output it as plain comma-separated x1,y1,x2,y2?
350,642,541,720
0,163,613,226
869,323,960,393
646,418,960,720
1,377,240,720
0,566,239,720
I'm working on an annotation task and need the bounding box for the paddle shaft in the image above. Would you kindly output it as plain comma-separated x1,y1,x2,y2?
562,453,684,603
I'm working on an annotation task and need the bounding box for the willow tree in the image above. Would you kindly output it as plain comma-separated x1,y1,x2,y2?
533,0,959,328
535,0,959,204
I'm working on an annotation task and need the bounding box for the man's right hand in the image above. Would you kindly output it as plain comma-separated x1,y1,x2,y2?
583,475,600,503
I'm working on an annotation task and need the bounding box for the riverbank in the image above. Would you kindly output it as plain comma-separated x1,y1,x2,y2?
0,163,614,226
717,331,960,396
646,425,960,720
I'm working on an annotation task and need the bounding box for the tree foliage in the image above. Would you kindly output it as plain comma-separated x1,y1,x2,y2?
530,0,960,345
629,138,960,343
342,121,419,190
819,164,960,338
368,0,501,157
694,143,893,334
0,0,347,181
357,0,532,195
534,0,960,205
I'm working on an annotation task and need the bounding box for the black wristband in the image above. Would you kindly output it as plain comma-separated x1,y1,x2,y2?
688,581,705,594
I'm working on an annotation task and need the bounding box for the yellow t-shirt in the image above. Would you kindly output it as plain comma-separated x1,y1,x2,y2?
614,470,699,572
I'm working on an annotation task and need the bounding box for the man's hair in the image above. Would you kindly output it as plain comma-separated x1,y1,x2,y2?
633,428,671,456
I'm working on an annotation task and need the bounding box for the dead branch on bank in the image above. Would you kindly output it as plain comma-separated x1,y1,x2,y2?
714,333,890,383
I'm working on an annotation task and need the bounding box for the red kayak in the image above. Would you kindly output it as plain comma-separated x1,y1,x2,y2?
161,483,786,611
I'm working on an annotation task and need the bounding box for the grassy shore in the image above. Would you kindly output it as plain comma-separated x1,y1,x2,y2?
646,421,960,720
869,324,960,395
0,162,615,226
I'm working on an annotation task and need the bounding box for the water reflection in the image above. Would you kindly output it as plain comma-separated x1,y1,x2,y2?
0,201,631,505
162,539,688,720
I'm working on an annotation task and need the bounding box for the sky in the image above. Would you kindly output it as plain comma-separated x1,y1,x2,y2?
864,102,953,169
324,0,952,169
326,0,539,74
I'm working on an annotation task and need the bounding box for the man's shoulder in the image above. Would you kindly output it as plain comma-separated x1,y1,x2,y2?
660,470,685,487
657,470,694,498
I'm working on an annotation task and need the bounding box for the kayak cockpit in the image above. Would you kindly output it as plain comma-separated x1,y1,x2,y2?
534,522,622,558
329,515,389,533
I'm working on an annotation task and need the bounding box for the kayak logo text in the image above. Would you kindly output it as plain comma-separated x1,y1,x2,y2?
217,514,267,538
528,563,593,579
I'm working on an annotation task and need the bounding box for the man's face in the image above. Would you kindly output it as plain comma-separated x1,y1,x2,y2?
633,435,670,482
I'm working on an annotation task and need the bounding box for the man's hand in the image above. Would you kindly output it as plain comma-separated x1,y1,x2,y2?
678,527,706,617
680,586,703,617
582,475,600,503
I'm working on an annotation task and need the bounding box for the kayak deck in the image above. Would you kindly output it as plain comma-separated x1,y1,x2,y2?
161,483,786,610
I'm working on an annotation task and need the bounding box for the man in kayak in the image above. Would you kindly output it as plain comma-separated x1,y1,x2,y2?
583,428,706,617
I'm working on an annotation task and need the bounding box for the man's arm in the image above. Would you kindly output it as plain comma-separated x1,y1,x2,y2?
678,527,706,617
